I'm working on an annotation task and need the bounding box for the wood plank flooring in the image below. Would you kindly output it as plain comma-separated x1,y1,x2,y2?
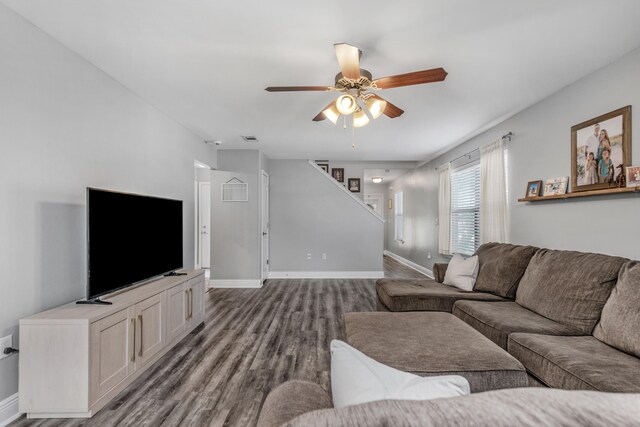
12,256,426,427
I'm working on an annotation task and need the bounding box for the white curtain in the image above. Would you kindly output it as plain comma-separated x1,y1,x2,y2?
438,163,451,255
480,139,509,244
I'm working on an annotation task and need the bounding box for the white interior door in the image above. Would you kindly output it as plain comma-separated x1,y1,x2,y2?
198,182,211,269
261,171,269,281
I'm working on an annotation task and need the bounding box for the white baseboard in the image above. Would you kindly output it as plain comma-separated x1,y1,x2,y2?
383,250,433,278
0,393,20,427
210,279,263,288
268,271,384,279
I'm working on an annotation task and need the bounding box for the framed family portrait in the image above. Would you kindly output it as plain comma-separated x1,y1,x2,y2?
348,178,361,192
525,180,542,198
332,168,344,182
317,163,329,173
571,106,632,192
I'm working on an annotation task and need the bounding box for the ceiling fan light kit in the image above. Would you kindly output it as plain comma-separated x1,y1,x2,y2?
265,42,447,128
353,109,370,128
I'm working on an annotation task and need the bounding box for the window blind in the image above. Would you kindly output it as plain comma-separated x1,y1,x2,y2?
451,163,480,255
394,192,404,241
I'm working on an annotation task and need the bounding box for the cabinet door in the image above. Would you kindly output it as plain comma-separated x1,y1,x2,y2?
91,308,134,401
189,276,206,326
167,283,187,343
134,293,165,368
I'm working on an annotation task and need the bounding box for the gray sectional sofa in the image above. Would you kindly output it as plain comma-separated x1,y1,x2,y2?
376,243,640,392
257,243,640,426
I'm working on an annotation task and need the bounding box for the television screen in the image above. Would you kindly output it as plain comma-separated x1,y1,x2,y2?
87,188,183,300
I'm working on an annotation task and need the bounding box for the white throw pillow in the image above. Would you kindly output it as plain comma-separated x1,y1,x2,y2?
443,253,479,291
330,340,470,409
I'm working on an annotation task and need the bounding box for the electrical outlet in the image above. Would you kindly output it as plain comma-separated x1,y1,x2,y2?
322,253,327,260
306,253,312,260
0,335,13,360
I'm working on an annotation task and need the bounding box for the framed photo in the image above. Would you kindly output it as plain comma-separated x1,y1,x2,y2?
317,163,329,173
348,178,361,193
626,166,640,188
525,180,543,198
543,177,569,196
332,168,344,182
571,106,632,192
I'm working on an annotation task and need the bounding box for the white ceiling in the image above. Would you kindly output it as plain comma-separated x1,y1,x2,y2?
4,0,640,161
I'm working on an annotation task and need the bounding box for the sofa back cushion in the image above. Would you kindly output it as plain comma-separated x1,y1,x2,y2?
515,249,627,334
472,243,538,298
593,261,640,358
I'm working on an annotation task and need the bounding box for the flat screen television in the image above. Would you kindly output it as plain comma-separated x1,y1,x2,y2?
86,188,183,301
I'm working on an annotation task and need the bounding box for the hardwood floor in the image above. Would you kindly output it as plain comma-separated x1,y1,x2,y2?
12,256,425,427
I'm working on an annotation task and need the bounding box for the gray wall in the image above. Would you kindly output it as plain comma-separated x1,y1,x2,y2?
388,46,640,270
0,5,216,402
269,160,384,272
214,150,262,280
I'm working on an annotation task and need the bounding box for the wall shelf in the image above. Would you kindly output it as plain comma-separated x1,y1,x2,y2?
518,186,639,202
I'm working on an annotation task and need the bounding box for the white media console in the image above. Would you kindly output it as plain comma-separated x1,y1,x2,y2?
19,270,205,419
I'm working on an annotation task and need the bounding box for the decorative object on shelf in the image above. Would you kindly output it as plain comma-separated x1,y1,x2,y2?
613,164,626,188
221,177,248,202
265,43,447,128
317,163,329,173
626,165,640,188
332,168,344,182
525,180,543,198
371,177,383,184
543,177,569,196
571,106,631,192
348,178,361,193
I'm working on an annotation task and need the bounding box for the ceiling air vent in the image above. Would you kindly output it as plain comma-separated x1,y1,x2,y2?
241,135,259,142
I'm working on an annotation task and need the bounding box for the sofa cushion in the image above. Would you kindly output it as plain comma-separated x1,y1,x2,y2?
257,380,332,427
508,333,640,392
344,312,527,392
452,301,581,350
593,261,640,358
443,253,479,291
473,243,538,298
515,249,627,334
285,388,640,427
376,278,506,312
432,263,448,283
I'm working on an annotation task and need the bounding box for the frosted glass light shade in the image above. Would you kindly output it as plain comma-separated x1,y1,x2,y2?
336,94,357,115
372,177,383,183
366,97,387,119
353,109,370,128
322,105,340,124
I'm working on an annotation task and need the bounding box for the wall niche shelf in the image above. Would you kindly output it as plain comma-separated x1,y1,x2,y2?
518,186,640,202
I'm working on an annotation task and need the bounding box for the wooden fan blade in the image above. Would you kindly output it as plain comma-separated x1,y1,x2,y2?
373,67,448,89
312,101,337,121
334,43,361,80
265,86,333,92
370,94,404,118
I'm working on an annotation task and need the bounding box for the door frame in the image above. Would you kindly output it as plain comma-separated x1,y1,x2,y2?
197,181,211,269
194,160,211,270
260,170,269,281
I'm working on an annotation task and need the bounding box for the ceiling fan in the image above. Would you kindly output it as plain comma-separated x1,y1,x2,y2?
265,43,448,128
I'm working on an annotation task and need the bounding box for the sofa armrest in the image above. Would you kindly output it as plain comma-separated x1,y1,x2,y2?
257,380,333,427
433,263,448,283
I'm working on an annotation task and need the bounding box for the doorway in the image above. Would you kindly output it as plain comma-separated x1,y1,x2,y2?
261,170,270,281
194,161,211,280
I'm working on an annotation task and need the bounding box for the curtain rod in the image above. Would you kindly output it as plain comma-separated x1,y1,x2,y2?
437,132,513,169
